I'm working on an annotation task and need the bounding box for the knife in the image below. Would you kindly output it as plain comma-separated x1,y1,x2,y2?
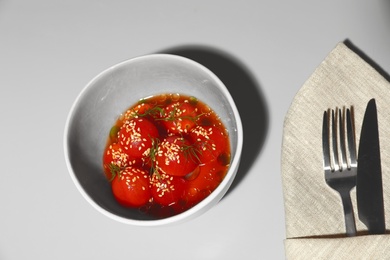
357,98,386,234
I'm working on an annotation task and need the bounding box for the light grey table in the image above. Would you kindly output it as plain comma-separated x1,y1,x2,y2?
1,1,389,259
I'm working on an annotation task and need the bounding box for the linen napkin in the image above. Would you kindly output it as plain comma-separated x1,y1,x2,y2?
282,42,390,259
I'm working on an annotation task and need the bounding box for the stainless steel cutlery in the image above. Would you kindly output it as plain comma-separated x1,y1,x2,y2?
357,99,386,234
322,107,357,236
322,99,386,236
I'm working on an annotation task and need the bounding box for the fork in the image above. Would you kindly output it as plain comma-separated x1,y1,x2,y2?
322,107,357,236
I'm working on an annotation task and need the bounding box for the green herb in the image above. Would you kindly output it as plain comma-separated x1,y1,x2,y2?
134,98,205,124
138,98,147,104
189,96,198,106
146,137,161,176
155,105,205,123
179,139,202,164
138,106,165,118
108,163,122,182
109,125,120,141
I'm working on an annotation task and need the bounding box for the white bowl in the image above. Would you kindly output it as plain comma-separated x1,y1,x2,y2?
64,54,243,226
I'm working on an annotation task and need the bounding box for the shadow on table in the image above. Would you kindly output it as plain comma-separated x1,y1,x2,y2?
344,39,390,82
158,45,269,197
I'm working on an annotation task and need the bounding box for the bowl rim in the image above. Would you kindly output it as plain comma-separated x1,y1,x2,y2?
63,53,243,226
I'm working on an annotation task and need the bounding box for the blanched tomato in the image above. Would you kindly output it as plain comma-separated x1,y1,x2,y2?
189,125,228,163
103,143,133,180
184,163,224,206
111,166,151,207
156,135,199,177
123,102,153,119
103,143,128,167
150,172,186,206
103,94,231,218
118,118,159,159
161,101,199,134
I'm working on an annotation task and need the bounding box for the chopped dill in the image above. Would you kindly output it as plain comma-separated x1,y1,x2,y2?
108,163,122,182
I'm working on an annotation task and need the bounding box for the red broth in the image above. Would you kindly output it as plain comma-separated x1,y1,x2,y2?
103,93,231,218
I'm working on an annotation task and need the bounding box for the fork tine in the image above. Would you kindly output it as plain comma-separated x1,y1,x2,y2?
346,108,357,168
322,110,331,172
338,108,348,171
331,109,339,172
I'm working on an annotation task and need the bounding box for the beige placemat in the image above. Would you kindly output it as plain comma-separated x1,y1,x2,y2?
281,42,390,259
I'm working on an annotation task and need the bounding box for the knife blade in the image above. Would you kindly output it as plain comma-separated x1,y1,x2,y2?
357,98,385,234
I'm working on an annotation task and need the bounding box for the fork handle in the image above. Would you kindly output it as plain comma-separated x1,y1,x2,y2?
340,190,357,236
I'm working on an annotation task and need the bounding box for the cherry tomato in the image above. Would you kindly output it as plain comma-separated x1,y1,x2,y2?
103,143,134,180
189,125,228,163
111,166,151,207
156,135,199,177
161,101,199,134
103,143,127,167
118,118,159,159
150,172,186,206
184,162,224,206
123,103,153,120
103,94,231,217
